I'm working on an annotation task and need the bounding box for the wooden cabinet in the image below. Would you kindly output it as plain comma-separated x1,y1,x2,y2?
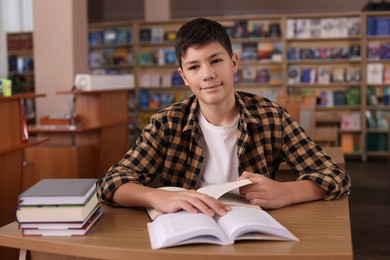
26,89,130,188
0,93,46,259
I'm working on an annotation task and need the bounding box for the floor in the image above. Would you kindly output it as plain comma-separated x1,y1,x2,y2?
347,158,390,260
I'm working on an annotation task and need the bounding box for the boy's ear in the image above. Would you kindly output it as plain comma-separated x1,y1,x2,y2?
178,68,190,86
232,53,239,73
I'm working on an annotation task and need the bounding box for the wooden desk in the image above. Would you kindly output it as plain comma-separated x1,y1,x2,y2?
0,198,352,260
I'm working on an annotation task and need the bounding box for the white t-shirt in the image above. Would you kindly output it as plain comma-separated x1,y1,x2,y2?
198,110,240,187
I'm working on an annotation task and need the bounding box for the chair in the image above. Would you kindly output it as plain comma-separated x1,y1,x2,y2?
276,94,317,130
276,94,338,147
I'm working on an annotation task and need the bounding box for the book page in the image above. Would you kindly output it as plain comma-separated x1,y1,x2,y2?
196,179,252,199
215,207,299,242
219,190,260,209
147,210,230,249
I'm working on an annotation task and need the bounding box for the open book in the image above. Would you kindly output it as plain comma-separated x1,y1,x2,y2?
147,206,299,249
146,179,256,220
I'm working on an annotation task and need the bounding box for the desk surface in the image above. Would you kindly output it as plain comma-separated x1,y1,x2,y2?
0,198,352,260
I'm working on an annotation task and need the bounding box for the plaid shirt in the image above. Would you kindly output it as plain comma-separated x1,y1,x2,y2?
97,91,351,206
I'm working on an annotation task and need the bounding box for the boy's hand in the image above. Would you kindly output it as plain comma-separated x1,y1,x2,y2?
236,171,291,209
150,189,230,217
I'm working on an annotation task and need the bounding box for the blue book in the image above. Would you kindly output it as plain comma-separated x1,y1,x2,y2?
375,17,390,36
366,16,376,36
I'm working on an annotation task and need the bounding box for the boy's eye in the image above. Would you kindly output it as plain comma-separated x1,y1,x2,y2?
211,59,222,64
188,65,199,70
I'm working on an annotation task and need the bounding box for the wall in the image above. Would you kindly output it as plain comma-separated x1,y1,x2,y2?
33,0,88,119
172,0,370,17
88,0,372,22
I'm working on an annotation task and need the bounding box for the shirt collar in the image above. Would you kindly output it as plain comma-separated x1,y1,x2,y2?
182,91,262,135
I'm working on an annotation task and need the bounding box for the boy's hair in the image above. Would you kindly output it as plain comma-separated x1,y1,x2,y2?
174,17,233,68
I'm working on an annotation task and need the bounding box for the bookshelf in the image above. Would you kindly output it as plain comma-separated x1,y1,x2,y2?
363,11,390,159
284,12,365,159
87,22,140,145
88,22,135,75
135,19,190,127
85,12,390,161
6,32,36,124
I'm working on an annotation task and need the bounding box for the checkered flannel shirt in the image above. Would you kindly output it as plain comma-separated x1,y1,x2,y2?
97,91,351,206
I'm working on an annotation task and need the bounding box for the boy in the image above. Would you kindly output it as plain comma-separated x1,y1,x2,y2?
97,18,350,217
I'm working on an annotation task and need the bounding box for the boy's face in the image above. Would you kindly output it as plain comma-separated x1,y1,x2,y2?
178,42,238,107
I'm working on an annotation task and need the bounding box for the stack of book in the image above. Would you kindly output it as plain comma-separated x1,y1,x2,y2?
16,178,103,236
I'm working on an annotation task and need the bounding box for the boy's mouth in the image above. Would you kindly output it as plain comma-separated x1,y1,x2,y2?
201,83,222,90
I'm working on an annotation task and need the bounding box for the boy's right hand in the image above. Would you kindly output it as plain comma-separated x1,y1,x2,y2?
149,189,230,217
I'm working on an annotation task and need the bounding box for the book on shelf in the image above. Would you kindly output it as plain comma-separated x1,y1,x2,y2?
287,66,301,84
233,20,249,38
333,91,346,106
332,67,345,82
140,28,152,42
368,42,381,60
345,88,361,105
151,26,164,43
241,42,258,61
116,28,132,44
366,16,376,36
345,66,360,82
241,67,257,82
250,21,264,37
367,63,384,84
384,86,390,105
317,66,331,84
146,179,255,221
301,68,316,84
18,178,98,206
88,30,103,46
147,206,298,249
296,19,311,39
341,112,361,130
310,19,322,38
319,90,334,107
21,208,103,236
257,42,274,60
380,42,390,59
375,17,390,36
103,28,118,45
341,134,360,153
257,68,270,83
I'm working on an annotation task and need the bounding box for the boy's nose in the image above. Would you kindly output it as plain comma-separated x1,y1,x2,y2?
202,65,216,81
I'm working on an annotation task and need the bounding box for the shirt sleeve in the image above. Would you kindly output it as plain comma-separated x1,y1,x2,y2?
97,117,165,206
279,108,351,200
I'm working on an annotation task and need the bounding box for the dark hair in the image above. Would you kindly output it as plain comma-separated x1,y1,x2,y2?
174,18,233,68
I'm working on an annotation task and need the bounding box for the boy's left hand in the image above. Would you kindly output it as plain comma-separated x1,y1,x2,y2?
236,171,291,209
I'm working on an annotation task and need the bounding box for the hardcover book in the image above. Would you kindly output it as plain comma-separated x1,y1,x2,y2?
16,193,100,223
21,208,103,236
18,178,98,206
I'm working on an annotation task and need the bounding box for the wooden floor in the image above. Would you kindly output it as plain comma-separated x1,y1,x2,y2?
346,159,390,260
